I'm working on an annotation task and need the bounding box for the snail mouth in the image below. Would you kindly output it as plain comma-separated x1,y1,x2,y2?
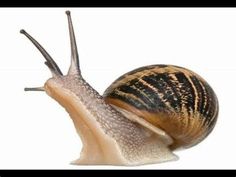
22,11,81,92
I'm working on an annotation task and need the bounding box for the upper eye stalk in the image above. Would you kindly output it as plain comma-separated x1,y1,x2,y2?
21,10,80,91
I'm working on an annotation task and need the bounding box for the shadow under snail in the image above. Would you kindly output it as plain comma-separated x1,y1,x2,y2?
21,11,219,166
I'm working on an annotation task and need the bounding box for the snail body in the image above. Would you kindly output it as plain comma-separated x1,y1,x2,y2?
22,11,218,166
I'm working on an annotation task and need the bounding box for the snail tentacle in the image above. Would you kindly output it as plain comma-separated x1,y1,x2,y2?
24,87,45,92
66,11,81,76
20,29,63,77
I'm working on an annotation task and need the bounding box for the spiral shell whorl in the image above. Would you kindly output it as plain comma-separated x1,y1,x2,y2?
103,65,219,149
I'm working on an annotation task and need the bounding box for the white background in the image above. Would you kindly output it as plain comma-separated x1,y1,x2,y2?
0,8,235,169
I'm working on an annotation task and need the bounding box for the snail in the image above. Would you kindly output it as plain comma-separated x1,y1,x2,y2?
21,11,219,166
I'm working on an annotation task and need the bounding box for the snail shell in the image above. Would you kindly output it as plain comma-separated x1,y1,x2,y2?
103,64,219,149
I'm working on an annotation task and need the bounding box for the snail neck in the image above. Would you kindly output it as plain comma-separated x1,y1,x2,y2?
44,75,127,165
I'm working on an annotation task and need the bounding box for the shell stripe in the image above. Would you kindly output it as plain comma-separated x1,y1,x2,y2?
174,72,196,117
198,80,209,117
138,78,175,112
132,78,168,111
202,84,218,128
141,73,181,111
108,78,168,111
189,76,204,115
113,89,150,109
108,86,148,110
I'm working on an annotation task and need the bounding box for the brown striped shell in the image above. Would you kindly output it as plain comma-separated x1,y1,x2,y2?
103,64,219,150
